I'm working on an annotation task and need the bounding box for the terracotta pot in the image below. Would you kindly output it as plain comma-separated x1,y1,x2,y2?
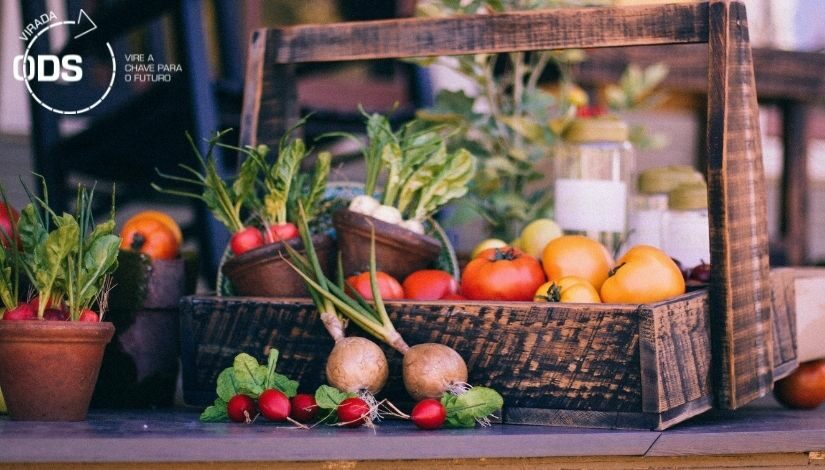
0,320,114,421
93,254,185,408
221,234,334,297
332,209,441,280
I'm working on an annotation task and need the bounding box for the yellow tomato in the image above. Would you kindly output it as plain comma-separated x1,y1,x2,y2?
534,276,601,303
541,235,614,291
600,245,686,303
470,238,508,259
519,218,563,259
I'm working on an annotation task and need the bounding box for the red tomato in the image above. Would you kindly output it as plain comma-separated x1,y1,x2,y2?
346,272,405,300
774,359,825,409
265,223,299,243
461,247,546,301
0,202,20,248
441,293,467,301
230,226,265,255
402,270,458,301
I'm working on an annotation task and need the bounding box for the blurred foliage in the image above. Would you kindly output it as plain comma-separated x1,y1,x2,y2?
413,0,668,239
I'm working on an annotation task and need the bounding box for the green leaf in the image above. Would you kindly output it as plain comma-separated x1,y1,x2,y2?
232,353,266,398
442,387,504,428
199,398,229,422
314,385,352,410
299,151,331,220
233,149,262,205
216,368,238,402
270,374,300,398
264,348,279,388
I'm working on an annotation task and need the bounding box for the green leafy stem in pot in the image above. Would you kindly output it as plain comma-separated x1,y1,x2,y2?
13,177,120,320
331,109,476,234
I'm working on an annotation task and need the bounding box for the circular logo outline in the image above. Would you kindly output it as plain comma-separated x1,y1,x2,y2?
22,20,116,115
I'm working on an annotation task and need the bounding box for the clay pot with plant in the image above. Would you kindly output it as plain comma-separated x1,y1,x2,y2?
0,180,119,421
332,111,476,281
154,126,334,297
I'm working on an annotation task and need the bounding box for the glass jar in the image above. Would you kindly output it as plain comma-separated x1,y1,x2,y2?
626,166,705,253
553,117,634,254
662,181,710,269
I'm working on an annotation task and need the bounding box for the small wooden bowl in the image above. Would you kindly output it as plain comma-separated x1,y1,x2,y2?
221,233,334,297
332,209,441,280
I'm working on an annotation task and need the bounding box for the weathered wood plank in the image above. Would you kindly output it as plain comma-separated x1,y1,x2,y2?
705,0,773,409
263,3,709,64
640,291,712,414
770,268,798,380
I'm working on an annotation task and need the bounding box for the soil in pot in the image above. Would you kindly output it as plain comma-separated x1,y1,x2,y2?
0,320,115,421
333,209,441,280
221,233,335,297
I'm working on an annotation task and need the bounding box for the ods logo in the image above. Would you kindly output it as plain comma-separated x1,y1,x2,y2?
14,9,116,115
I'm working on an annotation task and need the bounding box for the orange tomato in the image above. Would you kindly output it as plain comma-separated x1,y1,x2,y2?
541,235,614,291
120,218,179,260
122,211,183,246
534,276,601,303
600,245,685,303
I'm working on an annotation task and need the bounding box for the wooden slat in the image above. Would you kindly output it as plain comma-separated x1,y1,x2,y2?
640,291,712,414
264,3,709,64
770,268,798,380
706,0,773,409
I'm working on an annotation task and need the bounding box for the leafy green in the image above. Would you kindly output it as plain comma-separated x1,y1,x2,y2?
314,385,354,411
199,397,229,422
153,130,253,233
200,348,300,422
441,387,504,428
261,138,305,225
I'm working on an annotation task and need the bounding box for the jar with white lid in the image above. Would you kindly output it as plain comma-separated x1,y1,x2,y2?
553,117,634,254
662,181,710,269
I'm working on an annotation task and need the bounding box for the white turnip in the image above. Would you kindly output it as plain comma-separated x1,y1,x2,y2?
348,195,380,216
325,337,388,395
371,205,402,225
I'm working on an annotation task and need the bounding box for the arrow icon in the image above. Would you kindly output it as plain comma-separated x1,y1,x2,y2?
73,9,97,40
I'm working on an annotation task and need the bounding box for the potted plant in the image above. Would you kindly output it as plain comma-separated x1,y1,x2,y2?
332,111,476,280
0,180,119,421
154,127,333,297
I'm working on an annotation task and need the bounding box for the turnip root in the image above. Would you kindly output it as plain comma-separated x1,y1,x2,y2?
326,337,388,395
371,205,402,225
403,343,468,401
399,219,425,235
349,195,380,216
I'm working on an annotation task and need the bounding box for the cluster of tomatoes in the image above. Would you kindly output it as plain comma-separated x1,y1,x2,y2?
348,234,687,305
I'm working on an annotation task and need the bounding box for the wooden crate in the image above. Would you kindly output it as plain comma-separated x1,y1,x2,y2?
182,0,786,426
181,291,713,430
180,268,795,430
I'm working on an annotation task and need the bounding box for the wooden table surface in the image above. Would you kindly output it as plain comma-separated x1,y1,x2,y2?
1,397,824,469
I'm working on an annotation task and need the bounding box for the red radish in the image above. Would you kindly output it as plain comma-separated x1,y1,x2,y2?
227,394,257,423
337,397,370,428
43,308,69,321
230,227,264,255
411,398,447,430
29,296,65,313
78,309,100,322
0,202,19,248
3,303,35,321
290,393,319,423
258,389,291,422
265,223,299,244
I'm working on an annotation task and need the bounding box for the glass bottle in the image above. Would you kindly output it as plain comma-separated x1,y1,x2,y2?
553,117,634,254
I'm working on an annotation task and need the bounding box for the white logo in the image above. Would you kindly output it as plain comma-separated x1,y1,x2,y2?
13,9,115,115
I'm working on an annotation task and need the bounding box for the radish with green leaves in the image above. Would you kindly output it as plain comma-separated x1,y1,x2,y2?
199,349,300,424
